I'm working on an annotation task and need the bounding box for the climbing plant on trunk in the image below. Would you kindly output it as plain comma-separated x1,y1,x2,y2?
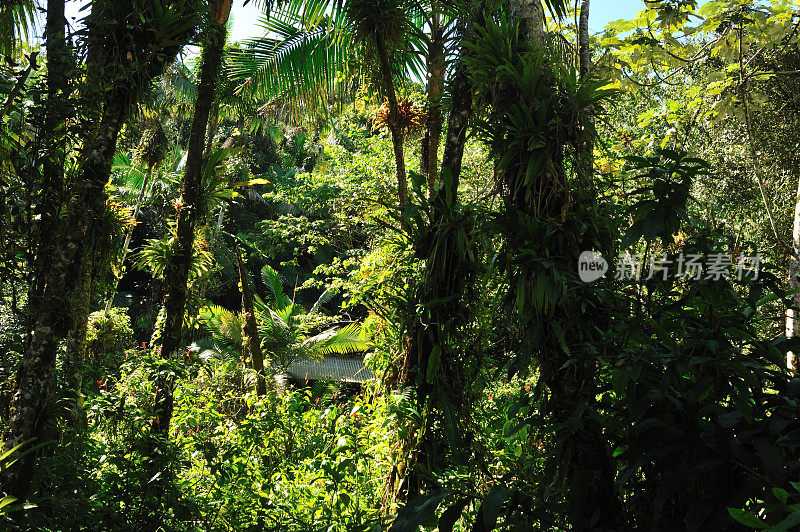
1,0,200,501
467,10,622,528
387,0,487,503
152,0,233,438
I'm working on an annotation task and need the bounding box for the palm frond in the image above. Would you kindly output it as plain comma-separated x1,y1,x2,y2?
304,323,370,356
112,153,149,199
261,264,291,308
309,288,335,314
0,0,37,57
228,0,357,123
132,232,214,283
198,304,244,358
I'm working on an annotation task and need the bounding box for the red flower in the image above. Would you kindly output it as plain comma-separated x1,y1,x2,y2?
525,385,531,391
314,397,320,404
488,395,494,401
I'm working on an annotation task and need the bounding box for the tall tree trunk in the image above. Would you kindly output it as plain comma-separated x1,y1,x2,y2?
2,89,128,501
35,0,67,256
2,0,194,500
502,1,621,527
787,173,800,371
392,0,486,504
235,244,267,395
578,0,591,77
374,31,408,213
420,15,445,203
576,0,595,190
152,0,232,438
510,0,545,48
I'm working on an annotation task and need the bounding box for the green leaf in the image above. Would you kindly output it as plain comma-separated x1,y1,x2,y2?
473,487,513,531
0,496,17,511
438,498,471,532
727,507,768,529
775,510,800,531
773,487,789,505
426,345,442,385
389,491,449,532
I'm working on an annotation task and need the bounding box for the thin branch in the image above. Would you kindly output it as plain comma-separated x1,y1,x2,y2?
738,21,782,247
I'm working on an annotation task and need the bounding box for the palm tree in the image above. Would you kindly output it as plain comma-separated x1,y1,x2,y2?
228,0,459,205
197,264,369,389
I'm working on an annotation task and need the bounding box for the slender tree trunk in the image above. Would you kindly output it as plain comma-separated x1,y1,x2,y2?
576,0,595,190
421,15,445,202
432,42,475,211
212,204,226,246
35,0,67,261
374,31,408,213
152,0,232,437
235,244,267,395
105,164,154,312
578,0,591,77
787,173,800,371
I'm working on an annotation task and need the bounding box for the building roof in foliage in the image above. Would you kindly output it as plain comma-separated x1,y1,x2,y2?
287,356,374,383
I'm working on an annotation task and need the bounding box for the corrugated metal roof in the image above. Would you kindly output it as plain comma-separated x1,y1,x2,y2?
287,356,374,383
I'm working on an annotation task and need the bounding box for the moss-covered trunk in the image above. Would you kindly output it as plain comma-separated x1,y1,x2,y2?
2,89,127,501
786,172,800,370
2,0,196,500
63,253,93,417
420,16,445,202
152,0,231,437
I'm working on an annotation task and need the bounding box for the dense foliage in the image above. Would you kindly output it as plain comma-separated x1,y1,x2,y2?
1,0,800,530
